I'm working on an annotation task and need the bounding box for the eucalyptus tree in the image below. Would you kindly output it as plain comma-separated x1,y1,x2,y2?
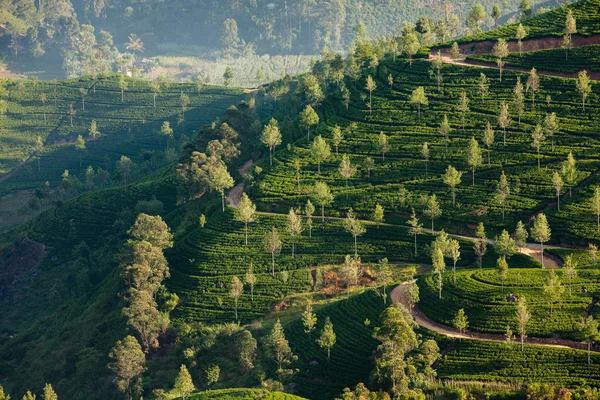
531,124,545,170
378,132,389,161
527,68,540,108
543,113,559,152
443,165,463,207
561,152,577,197
492,38,509,81
313,182,334,224
261,118,282,167
344,208,366,257
424,194,442,232
235,193,257,245
457,91,469,132
332,125,343,155
410,87,428,119
339,154,357,200
516,23,527,55
365,75,377,115
496,171,510,221
498,101,512,146
576,70,592,111
311,135,331,173
286,208,303,257
421,142,430,177
466,137,483,186
300,105,319,141
264,227,282,277
408,208,423,256
439,114,451,149
514,77,525,125
482,121,495,165
530,213,551,268
552,171,564,211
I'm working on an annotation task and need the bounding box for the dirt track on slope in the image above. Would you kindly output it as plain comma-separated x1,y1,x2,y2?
227,160,253,208
391,280,589,351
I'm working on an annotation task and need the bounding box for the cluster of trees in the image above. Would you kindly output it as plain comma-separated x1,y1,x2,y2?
0,384,59,400
109,214,177,399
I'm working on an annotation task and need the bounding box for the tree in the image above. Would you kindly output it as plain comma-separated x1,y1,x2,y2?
208,164,234,212
531,124,545,170
498,101,512,146
585,244,598,271
562,254,577,297
341,86,350,110
261,118,282,167
496,229,517,259
492,4,501,27
543,270,564,317
74,134,86,168
264,227,282,277
376,258,393,304
457,91,469,132
160,121,173,150
303,74,324,107
372,304,418,391
69,103,76,128
403,31,421,65
22,391,34,400
108,336,146,400
340,255,362,299
408,208,423,257
88,119,101,148
479,72,489,100
119,75,128,103
514,220,529,251
552,171,564,211
516,24,527,55
34,135,44,172
474,223,488,269
405,281,420,312
150,81,161,109
311,135,331,174
313,182,334,224
592,187,600,232
128,213,173,250
370,204,384,230
302,300,318,340
80,88,87,110
317,317,337,359
497,256,509,292
286,208,303,257
229,276,244,320
332,125,343,155
300,105,319,142
576,70,592,111
439,114,451,149
544,113,559,152
516,296,531,351
488,38,506,77
126,34,144,59
43,384,57,400
223,67,234,87
388,73,394,89
365,157,374,177
344,208,366,257
174,364,194,400
481,121,495,165
339,154,357,200
466,137,483,186
305,200,315,237
265,319,297,376
527,68,540,108
236,329,257,370
122,290,169,350
579,316,600,365
425,194,442,232
432,247,445,299
432,51,444,92
422,142,430,177
365,75,376,115
448,239,460,283
245,264,256,301
180,92,190,118
565,10,577,45
453,308,468,337
204,365,220,389
449,42,462,60
466,4,487,34
235,193,256,246
410,86,428,119
221,18,240,53
531,213,551,268
514,77,525,125
40,93,47,123
377,132,389,161
443,165,463,207
561,152,578,197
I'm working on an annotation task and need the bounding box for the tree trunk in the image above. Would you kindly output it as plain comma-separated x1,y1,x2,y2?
541,241,544,268
354,235,358,257
431,218,434,232
222,193,225,212
345,178,349,200
472,168,475,186
269,148,273,166
588,343,591,364
414,234,418,256
521,333,524,351
271,252,275,277
321,205,325,224
488,149,491,165
292,236,295,258
234,298,238,320
245,222,248,246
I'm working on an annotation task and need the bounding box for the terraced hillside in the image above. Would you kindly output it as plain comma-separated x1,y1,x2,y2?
0,75,242,195
253,57,600,243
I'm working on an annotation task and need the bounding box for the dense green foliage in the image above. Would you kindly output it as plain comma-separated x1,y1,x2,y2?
185,388,305,399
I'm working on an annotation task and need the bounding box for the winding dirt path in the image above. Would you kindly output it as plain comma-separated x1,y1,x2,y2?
391,280,590,351
227,160,253,208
